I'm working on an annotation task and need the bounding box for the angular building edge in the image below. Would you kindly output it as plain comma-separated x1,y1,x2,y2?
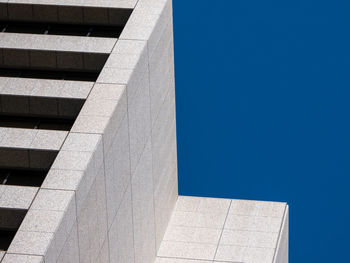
156,196,289,263
274,205,289,263
0,0,290,263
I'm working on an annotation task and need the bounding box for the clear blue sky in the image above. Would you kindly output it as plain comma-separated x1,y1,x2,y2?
173,1,350,262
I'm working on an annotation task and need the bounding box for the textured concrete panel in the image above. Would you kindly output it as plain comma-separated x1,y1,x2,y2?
7,231,56,260
131,140,156,263
108,186,135,263
127,72,152,173
104,115,131,228
1,254,44,263
96,236,110,263
154,165,178,250
158,241,217,261
76,166,108,263
273,206,289,263
30,130,68,150
157,197,288,263
0,33,116,53
0,128,37,148
42,170,83,191
163,226,221,244
56,223,80,263
0,185,38,209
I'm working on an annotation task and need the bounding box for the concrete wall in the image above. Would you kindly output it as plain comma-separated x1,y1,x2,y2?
0,1,289,262
156,197,289,263
58,1,178,262
274,206,289,263
1,0,178,262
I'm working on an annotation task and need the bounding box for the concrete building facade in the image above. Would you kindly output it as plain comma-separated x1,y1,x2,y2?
0,0,288,262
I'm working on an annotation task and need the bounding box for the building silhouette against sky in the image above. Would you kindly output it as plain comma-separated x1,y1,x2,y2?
0,0,288,262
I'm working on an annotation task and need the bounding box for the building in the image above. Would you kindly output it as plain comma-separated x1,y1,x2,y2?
0,0,288,262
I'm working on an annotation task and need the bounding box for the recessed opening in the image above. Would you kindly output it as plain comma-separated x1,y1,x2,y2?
0,208,26,251
0,168,47,187
0,115,74,131
0,96,85,121
0,149,57,186
0,21,124,38
0,229,17,251
0,49,109,74
0,68,100,81
0,149,58,177
1,4,132,27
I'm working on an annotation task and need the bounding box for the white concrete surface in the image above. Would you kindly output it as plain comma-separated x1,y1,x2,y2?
0,0,288,262
158,196,289,263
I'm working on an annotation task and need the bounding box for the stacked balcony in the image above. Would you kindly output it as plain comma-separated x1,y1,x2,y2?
0,1,132,256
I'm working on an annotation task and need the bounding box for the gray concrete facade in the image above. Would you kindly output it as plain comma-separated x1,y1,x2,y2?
0,1,288,262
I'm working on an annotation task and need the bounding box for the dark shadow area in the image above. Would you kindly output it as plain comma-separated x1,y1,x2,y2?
0,229,17,251
0,149,58,186
0,21,124,38
0,115,74,130
0,68,100,81
0,50,108,75
0,3,132,33
0,168,47,187
0,208,27,251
